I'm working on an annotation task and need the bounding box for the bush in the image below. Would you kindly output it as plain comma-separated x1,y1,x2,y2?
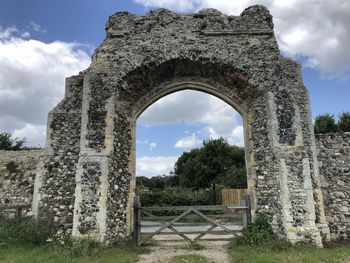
234,213,290,249
338,112,350,132
47,230,102,257
314,114,337,134
0,132,26,150
0,217,54,247
139,187,214,207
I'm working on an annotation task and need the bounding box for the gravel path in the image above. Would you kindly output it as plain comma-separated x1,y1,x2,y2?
137,241,232,263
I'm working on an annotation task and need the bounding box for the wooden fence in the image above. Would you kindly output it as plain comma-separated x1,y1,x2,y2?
221,189,247,206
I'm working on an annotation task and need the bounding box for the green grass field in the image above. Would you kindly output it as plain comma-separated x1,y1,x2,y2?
1,243,350,263
0,246,145,263
230,243,350,263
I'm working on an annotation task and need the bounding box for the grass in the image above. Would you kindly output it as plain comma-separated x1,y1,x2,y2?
0,217,147,263
180,241,206,251
229,242,350,263
167,254,209,263
0,245,146,263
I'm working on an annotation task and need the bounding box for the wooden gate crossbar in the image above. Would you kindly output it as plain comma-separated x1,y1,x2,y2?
133,196,251,246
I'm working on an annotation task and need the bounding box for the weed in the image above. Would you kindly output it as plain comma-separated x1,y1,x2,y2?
181,241,206,250
0,216,54,247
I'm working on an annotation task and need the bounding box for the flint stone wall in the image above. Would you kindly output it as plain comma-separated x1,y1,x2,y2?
31,5,327,245
0,132,349,242
0,5,343,246
0,150,44,216
317,132,350,240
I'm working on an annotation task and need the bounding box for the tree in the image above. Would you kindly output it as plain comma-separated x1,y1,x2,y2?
136,173,179,191
0,132,26,150
314,114,337,134
174,138,246,190
338,112,350,132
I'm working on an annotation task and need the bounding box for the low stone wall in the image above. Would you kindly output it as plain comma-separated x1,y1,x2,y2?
316,132,350,241
0,150,44,213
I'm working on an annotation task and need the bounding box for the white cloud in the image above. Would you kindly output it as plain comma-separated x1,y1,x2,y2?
134,0,350,78
227,126,244,147
139,90,243,146
174,133,201,149
137,139,158,151
135,0,202,12
28,22,47,33
137,156,178,177
12,124,46,148
149,142,157,151
0,27,91,146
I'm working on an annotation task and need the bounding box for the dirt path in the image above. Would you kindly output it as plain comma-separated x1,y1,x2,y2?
137,241,232,263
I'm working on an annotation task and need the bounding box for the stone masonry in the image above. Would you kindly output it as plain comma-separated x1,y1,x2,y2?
0,150,44,216
317,132,350,240
1,5,348,246
2,131,349,242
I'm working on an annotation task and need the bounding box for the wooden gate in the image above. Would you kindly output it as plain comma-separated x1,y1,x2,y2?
133,196,251,246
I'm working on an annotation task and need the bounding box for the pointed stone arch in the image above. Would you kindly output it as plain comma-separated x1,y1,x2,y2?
32,5,330,246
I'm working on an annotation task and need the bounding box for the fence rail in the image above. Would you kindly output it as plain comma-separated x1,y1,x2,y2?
133,195,251,246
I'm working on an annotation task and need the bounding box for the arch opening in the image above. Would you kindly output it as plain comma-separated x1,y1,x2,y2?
127,81,254,237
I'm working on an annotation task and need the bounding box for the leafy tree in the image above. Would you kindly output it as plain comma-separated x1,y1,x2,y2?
174,138,246,190
314,114,337,134
0,132,26,150
338,112,350,132
136,173,178,191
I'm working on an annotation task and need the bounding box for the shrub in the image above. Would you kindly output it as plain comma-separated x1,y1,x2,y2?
139,187,215,207
314,114,337,134
338,112,350,132
0,132,26,150
47,231,101,257
0,217,54,247
234,213,290,249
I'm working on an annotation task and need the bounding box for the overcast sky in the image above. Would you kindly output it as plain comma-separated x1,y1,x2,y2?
1,0,349,177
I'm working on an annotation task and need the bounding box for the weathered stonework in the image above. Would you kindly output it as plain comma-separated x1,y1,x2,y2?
0,150,44,216
317,132,350,240
1,5,347,246
32,5,327,245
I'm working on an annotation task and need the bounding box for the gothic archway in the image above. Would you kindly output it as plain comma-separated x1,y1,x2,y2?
33,6,329,246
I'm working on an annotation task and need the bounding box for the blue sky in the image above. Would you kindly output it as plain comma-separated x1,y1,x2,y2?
0,0,349,177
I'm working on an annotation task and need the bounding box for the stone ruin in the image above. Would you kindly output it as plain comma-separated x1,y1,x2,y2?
1,5,349,246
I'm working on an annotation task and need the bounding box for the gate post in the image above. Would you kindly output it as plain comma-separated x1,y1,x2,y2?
133,196,141,246
245,194,251,224
242,194,251,228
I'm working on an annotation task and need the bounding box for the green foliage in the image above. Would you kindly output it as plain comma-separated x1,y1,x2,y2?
139,187,214,207
48,231,102,257
0,217,54,247
230,242,350,263
235,213,289,249
0,245,145,263
313,112,350,134
168,254,209,263
136,174,178,191
181,241,206,251
338,112,350,132
0,132,26,150
174,138,246,190
314,114,338,134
